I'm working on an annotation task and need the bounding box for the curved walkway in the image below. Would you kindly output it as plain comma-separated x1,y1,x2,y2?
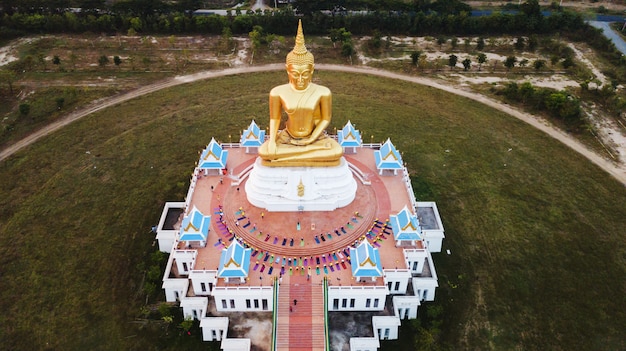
1,64,625,186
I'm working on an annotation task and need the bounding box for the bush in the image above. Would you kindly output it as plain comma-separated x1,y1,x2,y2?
19,103,30,116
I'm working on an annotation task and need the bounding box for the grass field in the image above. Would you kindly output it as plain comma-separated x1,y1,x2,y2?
0,71,625,350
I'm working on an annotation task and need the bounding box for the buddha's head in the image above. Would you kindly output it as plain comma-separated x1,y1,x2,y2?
286,20,314,91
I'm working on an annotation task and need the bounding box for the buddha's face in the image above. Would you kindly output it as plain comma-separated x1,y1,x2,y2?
287,64,314,90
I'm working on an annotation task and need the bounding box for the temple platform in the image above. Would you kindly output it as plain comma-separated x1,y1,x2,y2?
179,145,414,287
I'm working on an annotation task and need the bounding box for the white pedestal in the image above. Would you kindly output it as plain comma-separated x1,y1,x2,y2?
245,157,357,212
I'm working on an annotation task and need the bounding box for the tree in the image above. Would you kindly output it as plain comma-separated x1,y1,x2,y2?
218,27,233,56
98,55,109,67
477,53,487,71
533,59,546,71
249,25,263,62
519,58,529,67
504,56,517,71
52,55,61,66
436,36,447,49
514,36,525,51
0,70,17,94
476,37,485,51
69,52,77,70
448,54,458,70
179,317,194,334
370,30,382,51
527,35,538,51
19,103,30,116
113,56,122,66
411,51,422,67
37,53,47,71
450,37,458,49
462,58,471,71
328,28,345,48
55,97,65,110
562,57,575,69
341,41,355,58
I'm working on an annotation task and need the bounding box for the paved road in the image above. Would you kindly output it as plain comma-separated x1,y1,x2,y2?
589,21,626,55
1,64,625,186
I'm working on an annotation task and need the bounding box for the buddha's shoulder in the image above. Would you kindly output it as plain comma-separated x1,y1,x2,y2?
269,84,331,96
310,83,331,95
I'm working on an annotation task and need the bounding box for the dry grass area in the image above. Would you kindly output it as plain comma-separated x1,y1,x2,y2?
2,31,625,169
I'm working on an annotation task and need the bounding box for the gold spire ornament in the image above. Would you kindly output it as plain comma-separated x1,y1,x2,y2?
286,20,314,67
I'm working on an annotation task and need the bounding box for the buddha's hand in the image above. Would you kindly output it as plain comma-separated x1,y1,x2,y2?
267,141,277,154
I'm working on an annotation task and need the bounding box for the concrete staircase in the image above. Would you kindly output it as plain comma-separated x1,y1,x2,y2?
276,282,326,351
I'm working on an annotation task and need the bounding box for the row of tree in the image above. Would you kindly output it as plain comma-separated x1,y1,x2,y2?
0,3,586,37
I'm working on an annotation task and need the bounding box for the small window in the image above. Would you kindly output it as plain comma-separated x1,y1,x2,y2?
374,298,379,308
182,262,188,272
254,299,259,308
221,300,227,309
333,299,339,309
350,299,355,308
366,298,371,308
246,299,251,308
342,299,347,308
262,299,268,310
394,281,400,291
201,282,207,292
412,261,418,271
230,299,235,309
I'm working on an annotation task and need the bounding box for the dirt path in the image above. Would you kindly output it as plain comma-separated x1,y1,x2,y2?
1,64,625,186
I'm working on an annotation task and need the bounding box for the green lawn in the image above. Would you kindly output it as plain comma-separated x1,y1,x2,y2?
0,71,624,350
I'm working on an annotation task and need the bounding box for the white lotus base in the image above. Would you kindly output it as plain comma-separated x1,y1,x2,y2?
245,157,357,212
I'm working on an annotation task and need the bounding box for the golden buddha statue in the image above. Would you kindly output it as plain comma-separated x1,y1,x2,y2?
258,20,343,167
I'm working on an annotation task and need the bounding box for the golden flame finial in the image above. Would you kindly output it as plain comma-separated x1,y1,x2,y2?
286,19,314,66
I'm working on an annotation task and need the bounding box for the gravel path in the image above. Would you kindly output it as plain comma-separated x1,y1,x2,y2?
1,64,625,186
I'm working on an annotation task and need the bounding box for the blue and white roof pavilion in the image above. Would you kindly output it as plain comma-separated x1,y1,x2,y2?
179,206,211,245
217,240,251,280
389,205,422,242
199,137,228,174
338,120,362,153
350,240,383,279
374,138,403,175
240,120,266,153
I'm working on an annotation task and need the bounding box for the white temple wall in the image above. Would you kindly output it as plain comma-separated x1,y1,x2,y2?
328,286,387,311
189,270,217,296
372,316,401,340
383,269,411,295
181,296,208,320
392,295,420,320
349,337,380,351
173,249,197,275
155,202,185,253
163,278,189,302
221,338,252,351
212,286,273,312
156,232,177,253
416,202,445,253
423,230,445,253
200,317,228,341
404,248,428,275
412,277,438,302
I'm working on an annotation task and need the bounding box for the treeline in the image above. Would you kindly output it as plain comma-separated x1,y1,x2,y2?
0,2,587,38
1,1,623,80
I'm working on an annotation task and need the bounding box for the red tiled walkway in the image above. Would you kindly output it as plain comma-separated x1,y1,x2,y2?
276,276,325,351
